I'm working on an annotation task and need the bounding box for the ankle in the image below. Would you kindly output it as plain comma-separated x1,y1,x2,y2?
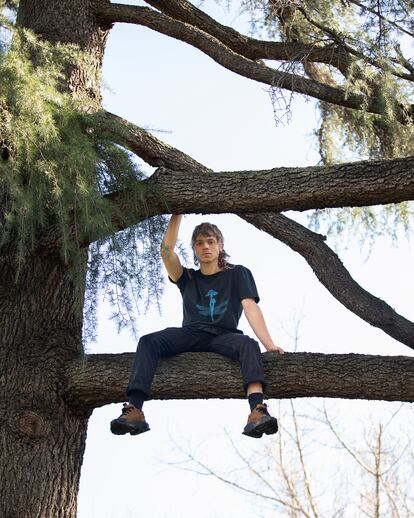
129,390,146,411
248,392,264,411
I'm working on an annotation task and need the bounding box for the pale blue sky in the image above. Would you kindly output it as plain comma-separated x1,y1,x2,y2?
78,2,414,517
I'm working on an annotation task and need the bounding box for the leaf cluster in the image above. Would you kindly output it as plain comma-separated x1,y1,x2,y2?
0,27,167,338
241,0,414,151
238,0,414,240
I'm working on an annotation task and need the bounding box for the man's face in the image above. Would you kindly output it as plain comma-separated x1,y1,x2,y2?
193,233,222,266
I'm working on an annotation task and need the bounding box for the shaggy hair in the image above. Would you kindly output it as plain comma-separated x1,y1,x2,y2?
191,222,230,269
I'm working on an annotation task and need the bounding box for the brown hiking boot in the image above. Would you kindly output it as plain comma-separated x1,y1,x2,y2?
110,403,150,436
242,403,278,438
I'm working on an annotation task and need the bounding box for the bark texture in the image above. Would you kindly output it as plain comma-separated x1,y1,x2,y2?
147,159,414,212
100,157,414,227
0,251,89,518
0,2,108,517
67,352,414,410
18,0,111,105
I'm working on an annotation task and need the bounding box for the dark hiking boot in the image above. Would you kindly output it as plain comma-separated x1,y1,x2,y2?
242,403,278,438
110,403,150,436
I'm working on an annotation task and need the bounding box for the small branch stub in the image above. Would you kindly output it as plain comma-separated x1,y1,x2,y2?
19,411,48,438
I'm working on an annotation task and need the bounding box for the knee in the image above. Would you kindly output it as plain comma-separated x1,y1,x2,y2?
240,337,261,357
137,333,159,355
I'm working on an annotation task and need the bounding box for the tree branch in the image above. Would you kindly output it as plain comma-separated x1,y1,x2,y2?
95,114,414,350
96,3,394,116
347,0,414,39
99,156,414,239
66,351,414,410
100,111,414,221
98,111,211,172
243,213,414,349
144,0,351,68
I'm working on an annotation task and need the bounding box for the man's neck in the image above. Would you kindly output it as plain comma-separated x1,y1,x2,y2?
200,263,222,275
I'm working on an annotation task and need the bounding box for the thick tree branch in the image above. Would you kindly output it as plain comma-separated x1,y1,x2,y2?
100,111,414,220
96,114,414,350
96,3,393,116
105,157,414,223
98,111,211,172
100,157,414,234
66,352,414,410
150,0,414,84
243,213,414,349
144,0,351,68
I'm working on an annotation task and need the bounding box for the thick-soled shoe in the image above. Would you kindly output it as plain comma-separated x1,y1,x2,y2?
242,403,278,439
110,403,150,436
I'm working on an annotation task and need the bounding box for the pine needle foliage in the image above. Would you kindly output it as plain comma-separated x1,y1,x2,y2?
84,216,167,343
0,25,167,339
239,0,414,241
240,0,414,158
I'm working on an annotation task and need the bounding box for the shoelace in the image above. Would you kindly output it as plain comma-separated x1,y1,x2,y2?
255,404,269,415
122,403,133,415
122,403,144,418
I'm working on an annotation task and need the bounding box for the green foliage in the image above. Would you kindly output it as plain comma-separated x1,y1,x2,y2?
0,27,167,339
240,0,414,157
2,0,18,10
84,216,167,342
238,0,414,241
0,30,86,259
308,202,413,251
1,31,93,243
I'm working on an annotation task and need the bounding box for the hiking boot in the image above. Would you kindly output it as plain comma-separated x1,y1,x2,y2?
242,403,278,438
110,403,150,436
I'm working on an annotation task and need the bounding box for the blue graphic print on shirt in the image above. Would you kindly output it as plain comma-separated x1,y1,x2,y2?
196,289,229,321
172,265,259,332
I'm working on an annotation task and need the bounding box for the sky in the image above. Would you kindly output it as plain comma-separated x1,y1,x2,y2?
77,2,414,517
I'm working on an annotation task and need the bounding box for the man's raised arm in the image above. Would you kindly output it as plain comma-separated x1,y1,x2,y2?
160,214,183,282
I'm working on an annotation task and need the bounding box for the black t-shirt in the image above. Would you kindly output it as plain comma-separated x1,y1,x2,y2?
172,264,259,333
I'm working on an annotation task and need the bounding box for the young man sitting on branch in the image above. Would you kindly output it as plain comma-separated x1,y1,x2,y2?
110,215,284,438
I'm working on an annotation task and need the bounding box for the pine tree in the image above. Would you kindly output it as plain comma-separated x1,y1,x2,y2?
0,1,413,516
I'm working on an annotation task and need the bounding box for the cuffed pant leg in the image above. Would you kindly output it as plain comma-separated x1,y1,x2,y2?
204,333,267,393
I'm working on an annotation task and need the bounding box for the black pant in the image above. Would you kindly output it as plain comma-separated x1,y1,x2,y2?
127,326,267,398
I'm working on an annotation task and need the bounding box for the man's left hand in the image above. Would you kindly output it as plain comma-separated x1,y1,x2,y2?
266,344,285,354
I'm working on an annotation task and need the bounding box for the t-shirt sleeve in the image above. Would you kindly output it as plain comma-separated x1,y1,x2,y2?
235,266,260,303
169,267,189,293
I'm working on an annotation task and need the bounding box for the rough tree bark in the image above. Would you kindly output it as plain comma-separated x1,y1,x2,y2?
0,1,110,517
1,1,414,517
66,352,414,409
18,0,111,106
0,251,90,518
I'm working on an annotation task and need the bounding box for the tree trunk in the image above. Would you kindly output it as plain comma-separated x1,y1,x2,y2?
17,0,111,106
0,251,90,518
0,2,110,517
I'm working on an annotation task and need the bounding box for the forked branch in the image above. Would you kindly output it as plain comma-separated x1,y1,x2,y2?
95,112,414,350
243,213,414,349
96,3,408,117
